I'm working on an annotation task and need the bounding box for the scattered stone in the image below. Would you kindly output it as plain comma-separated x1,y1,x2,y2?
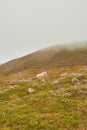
28,88,35,94
52,80,60,85
3,88,10,92
60,73,68,77
77,74,85,81
69,72,80,76
8,85,16,89
71,78,80,84
12,78,32,83
49,90,54,94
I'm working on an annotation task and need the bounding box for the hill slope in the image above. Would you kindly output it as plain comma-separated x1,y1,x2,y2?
0,66,87,130
0,42,87,75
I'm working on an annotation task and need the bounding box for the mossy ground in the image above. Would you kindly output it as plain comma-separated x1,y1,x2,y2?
0,67,87,130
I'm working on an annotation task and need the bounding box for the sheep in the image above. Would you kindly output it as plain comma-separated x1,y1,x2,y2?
36,71,48,82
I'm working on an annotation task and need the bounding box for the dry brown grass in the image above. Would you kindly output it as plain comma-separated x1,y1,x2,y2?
0,43,87,75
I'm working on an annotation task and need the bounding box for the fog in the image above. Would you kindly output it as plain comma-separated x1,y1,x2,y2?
0,0,87,63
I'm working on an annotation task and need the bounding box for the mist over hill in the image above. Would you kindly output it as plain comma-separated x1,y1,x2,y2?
0,42,87,75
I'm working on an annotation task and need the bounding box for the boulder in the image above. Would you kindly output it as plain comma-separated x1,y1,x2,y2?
71,78,80,84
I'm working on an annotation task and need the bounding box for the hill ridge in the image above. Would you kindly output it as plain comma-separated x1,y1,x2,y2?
0,42,87,75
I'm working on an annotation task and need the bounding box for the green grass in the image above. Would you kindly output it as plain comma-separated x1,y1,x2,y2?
0,68,87,130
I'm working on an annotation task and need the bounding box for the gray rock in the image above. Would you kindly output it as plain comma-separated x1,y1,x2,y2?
28,88,35,94
77,74,85,81
71,78,80,84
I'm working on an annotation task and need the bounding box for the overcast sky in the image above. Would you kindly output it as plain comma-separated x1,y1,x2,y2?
0,0,87,63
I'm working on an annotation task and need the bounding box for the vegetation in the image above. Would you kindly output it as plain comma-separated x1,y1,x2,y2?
0,43,87,75
0,67,87,130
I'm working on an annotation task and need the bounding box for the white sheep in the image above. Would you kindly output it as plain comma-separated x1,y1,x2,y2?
36,71,48,82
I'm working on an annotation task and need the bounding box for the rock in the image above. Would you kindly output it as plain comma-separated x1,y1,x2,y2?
69,72,79,76
71,78,80,84
60,73,68,77
77,74,85,81
28,88,35,94
12,78,32,83
49,90,54,94
52,80,60,85
3,88,10,92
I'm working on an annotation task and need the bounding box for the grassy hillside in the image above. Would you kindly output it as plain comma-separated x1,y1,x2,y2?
0,43,87,129
0,66,87,130
0,43,87,75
